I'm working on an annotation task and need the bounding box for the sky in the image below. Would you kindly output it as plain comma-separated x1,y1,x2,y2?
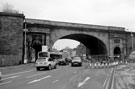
0,0,135,50
53,39,80,50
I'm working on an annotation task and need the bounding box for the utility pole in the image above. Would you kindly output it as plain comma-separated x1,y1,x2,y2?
23,19,28,63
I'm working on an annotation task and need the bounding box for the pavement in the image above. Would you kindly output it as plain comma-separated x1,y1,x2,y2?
0,63,35,75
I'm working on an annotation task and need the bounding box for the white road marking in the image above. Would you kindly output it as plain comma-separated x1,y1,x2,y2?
111,69,115,89
105,76,111,89
3,69,35,77
105,68,113,89
78,77,91,87
2,75,21,80
103,74,110,88
28,75,51,84
103,77,108,88
0,81,12,86
53,80,59,83
117,65,126,70
26,72,47,78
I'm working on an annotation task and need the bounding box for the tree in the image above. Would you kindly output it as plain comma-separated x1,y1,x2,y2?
1,3,19,13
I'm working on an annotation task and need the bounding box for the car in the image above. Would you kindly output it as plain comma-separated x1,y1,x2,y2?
58,58,68,65
35,51,58,71
71,56,82,66
35,57,57,70
0,71,2,80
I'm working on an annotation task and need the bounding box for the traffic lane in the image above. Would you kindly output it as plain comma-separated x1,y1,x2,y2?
75,68,113,89
24,66,82,89
50,66,83,89
21,66,82,89
50,67,113,89
22,66,112,89
0,65,81,89
0,65,113,89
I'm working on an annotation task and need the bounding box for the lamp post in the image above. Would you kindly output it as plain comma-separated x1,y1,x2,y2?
23,20,28,63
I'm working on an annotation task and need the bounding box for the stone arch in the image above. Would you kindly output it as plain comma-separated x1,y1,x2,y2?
50,28,109,55
52,33,107,55
113,46,121,61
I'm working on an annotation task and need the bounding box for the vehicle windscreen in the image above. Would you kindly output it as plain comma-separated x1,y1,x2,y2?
38,52,48,58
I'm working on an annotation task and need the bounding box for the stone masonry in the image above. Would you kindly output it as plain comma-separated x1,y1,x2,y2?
0,12,24,66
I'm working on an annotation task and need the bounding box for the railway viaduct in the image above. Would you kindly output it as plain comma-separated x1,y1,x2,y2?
0,12,134,65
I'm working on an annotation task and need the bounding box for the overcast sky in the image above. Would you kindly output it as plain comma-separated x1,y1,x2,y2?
0,0,135,50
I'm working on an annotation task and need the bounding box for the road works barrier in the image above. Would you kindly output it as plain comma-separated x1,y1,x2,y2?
85,62,119,69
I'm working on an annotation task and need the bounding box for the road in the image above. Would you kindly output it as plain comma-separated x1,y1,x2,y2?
112,63,135,89
0,64,114,89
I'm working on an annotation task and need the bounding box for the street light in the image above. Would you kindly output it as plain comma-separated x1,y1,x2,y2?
23,20,28,63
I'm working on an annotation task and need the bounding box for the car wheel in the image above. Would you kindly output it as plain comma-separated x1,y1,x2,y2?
80,63,82,66
36,67,40,71
71,63,74,67
54,64,57,69
48,65,52,70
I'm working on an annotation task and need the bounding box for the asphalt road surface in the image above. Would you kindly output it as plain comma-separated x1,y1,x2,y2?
0,64,114,89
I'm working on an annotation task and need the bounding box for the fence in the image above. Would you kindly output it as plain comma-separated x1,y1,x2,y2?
88,55,109,63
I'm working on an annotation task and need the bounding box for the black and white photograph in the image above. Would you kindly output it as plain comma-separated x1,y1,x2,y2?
0,0,135,89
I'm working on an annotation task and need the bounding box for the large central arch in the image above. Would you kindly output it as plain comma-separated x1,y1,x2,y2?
58,34,107,55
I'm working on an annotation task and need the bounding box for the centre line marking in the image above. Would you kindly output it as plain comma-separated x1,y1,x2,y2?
103,77,108,88
78,77,91,87
28,75,51,84
0,81,12,86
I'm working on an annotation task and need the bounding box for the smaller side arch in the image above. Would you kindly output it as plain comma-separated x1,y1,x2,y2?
113,47,121,55
113,46,121,61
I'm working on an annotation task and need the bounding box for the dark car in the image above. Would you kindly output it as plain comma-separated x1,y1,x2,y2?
71,56,82,66
58,58,68,65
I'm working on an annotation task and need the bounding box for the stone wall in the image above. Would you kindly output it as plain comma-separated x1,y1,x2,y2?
0,12,24,66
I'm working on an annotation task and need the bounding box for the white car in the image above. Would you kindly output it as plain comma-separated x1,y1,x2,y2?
35,57,57,71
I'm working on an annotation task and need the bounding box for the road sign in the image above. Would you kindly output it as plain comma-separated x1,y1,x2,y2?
42,45,48,52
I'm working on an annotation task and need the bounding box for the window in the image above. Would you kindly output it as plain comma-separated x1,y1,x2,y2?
38,52,48,57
